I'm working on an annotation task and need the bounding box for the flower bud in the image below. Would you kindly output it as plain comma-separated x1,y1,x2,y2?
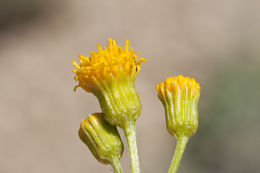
156,75,200,138
78,113,124,164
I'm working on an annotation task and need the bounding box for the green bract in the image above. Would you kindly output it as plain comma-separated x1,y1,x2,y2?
94,79,142,128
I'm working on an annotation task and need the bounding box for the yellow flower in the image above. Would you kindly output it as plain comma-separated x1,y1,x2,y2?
156,75,200,138
72,38,145,128
72,38,146,92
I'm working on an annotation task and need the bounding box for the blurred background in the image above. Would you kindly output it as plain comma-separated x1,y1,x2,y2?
0,0,260,173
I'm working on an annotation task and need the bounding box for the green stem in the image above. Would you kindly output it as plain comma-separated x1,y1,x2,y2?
111,156,123,173
123,120,140,173
168,136,189,173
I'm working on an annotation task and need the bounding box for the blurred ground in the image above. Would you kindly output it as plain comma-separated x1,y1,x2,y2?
0,0,259,173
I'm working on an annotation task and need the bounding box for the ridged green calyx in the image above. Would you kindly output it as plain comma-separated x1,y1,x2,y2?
78,113,124,164
94,79,141,128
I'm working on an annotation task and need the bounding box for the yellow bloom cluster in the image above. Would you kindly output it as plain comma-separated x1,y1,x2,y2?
72,38,146,92
156,75,200,101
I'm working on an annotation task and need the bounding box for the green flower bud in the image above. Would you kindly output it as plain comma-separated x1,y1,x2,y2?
156,75,201,138
79,113,124,164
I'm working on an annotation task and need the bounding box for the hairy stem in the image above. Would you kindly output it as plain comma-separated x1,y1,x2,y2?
168,136,189,173
123,120,140,173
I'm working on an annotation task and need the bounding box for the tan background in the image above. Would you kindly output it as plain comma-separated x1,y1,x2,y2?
1,0,260,173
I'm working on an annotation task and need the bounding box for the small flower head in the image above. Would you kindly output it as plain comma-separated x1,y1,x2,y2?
79,113,124,164
72,38,145,93
156,75,200,138
72,39,145,127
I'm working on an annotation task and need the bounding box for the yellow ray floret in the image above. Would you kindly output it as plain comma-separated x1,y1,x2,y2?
156,75,200,100
72,38,146,92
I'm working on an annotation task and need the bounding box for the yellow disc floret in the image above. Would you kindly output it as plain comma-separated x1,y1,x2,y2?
72,38,146,92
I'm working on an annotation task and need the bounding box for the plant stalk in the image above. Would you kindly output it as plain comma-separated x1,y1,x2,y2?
168,136,189,173
111,156,123,173
123,120,140,173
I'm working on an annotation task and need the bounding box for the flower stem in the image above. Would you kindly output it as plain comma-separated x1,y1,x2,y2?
123,120,140,173
168,136,189,173
111,156,123,173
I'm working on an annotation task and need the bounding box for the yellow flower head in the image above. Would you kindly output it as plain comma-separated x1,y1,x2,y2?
72,38,146,92
72,38,145,127
156,75,200,138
